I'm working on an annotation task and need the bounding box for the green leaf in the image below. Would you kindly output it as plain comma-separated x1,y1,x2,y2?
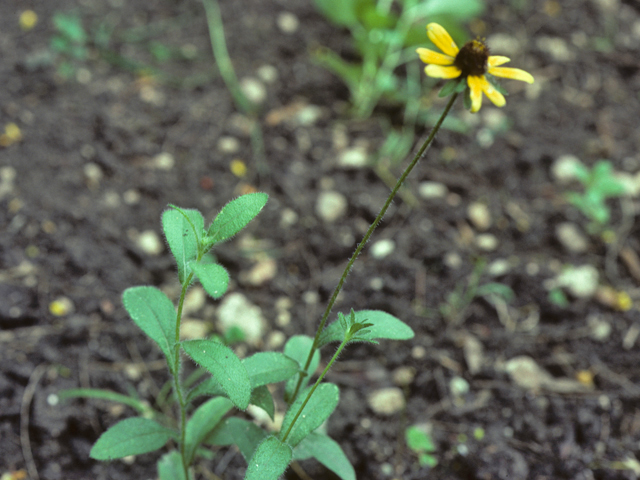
207,417,268,461
162,206,204,284
406,426,436,453
191,262,229,299
57,388,153,416
311,46,363,97
284,336,320,404
208,193,268,243
182,339,251,410
318,310,414,347
187,376,224,403
184,397,233,464
90,417,175,460
250,385,275,420
245,436,292,480
123,286,176,371
158,451,187,480
486,75,509,96
463,86,472,110
243,352,300,388
186,378,274,419
294,432,355,480
280,383,340,447
438,78,461,98
313,0,359,27
53,13,87,43
408,0,484,21
476,282,515,304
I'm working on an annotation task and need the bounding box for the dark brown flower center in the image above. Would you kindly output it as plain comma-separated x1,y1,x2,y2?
454,39,489,77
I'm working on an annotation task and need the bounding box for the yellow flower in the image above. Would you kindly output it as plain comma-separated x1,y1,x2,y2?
417,23,534,113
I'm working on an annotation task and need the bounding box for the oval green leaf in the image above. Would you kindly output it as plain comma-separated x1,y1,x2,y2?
158,451,187,480
191,262,229,299
243,352,300,388
294,432,355,480
184,396,233,464
245,435,292,480
208,193,268,243
90,417,175,460
182,339,251,410
123,286,176,370
317,309,414,348
207,417,268,461
162,206,204,284
280,383,339,447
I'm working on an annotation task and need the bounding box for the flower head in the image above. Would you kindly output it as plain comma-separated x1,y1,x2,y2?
417,23,534,113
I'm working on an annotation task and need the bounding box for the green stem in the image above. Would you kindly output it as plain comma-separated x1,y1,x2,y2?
281,338,349,444
173,271,194,480
290,92,459,401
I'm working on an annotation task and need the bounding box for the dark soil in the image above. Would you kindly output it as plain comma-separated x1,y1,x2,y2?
2,0,640,479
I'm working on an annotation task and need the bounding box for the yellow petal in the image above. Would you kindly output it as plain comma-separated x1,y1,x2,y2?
488,56,510,67
425,64,462,79
426,23,459,58
488,66,534,84
416,47,454,66
481,77,506,107
467,75,484,113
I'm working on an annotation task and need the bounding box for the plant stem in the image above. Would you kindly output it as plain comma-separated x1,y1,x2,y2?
290,92,459,401
174,272,195,480
281,338,349,444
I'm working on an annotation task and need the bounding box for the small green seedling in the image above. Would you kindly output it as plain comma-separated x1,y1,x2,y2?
440,259,515,325
50,12,89,78
565,160,627,234
406,425,438,468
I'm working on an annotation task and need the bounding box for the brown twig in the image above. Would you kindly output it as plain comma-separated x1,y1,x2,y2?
21,364,48,480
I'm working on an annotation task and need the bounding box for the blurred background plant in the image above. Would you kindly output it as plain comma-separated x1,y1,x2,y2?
312,0,484,119
405,425,438,468
49,12,90,79
563,160,628,236
312,0,483,194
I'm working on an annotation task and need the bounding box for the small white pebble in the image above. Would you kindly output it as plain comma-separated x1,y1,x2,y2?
277,12,299,34
137,230,163,255
370,239,395,259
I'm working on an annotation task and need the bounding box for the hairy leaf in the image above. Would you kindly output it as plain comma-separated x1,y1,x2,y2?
163,206,204,284
123,286,176,370
184,397,233,464
90,417,175,460
191,262,229,299
294,432,356,480
318,310,414,348
243,352,300,388
245,436,292,480
280,383,339,447
207,417,268,461
158,451,187,480
182,339,251,410
208,193,268,243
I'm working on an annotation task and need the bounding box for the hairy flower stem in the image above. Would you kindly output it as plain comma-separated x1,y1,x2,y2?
281,338,349,444
290,92,459,401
